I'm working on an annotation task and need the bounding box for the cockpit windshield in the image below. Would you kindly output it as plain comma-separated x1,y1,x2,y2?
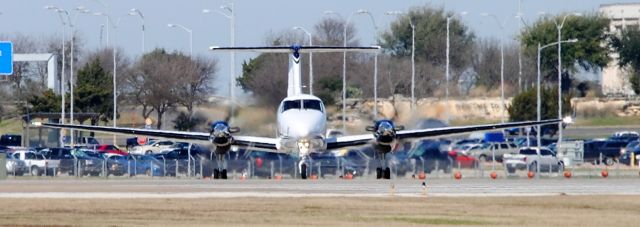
282,99,323,112
283,100,301,111
303,100,322,111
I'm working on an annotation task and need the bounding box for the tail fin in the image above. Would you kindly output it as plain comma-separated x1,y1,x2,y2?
209,45,380,97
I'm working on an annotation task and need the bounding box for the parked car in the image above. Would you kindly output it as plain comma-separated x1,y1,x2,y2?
131,140,174,155
127,154,169,176
12,149,61,176
619,141,640,165
308,152,358,178
63,136,100,148
409,139,453,174
96,145,129,156
5,152,27,175
448,144,479,168
40,148,76,175
610,131,639,143
583,139,627,165
467,142,519,162
503,147,564,174
70,148,106,176
0,134,21,147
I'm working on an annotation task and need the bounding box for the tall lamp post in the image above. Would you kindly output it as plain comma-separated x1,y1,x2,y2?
204,3,235,124
481,13,507,123
292,26,313,94
542,12,581,145
385,11,415,109
45,6,66,145
168,23,193,57
357,10,379,120
325,10,370,132
129,8,145,54
537,38,578,177
446,11,468,124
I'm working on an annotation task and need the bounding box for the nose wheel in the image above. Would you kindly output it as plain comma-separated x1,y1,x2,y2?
374,144,392,179
376,167,391,179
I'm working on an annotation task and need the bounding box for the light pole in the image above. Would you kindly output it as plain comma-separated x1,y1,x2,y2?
168,23,193,57
481,13,507,123
543,12,580,145
357,10,379,120
325,10,369,132
537,38,578,177
446,11,468,124
45,6,66,145
57,8,75,145
385,11,416,109
129,8,145,54
204,3,235,124
92,10,119,138
293,26,313,94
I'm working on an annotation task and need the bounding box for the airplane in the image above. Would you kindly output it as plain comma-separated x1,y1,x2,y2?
37,44,561,180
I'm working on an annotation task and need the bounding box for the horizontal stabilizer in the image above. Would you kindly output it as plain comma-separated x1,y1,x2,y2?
209,45,380,53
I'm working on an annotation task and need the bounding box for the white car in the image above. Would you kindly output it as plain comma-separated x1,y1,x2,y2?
5,153,27,176
131,140,174,155
503,147,564,174
12,149,61,176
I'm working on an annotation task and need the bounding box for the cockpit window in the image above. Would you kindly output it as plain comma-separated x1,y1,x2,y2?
283,100,301,111
303,100,322,112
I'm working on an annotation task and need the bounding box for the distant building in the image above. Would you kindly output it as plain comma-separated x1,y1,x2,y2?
599,3,640,96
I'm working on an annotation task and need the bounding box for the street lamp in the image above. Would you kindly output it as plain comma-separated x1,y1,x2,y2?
537,38,578,177
204,3,235,124
356,10,379,120
45,5,66,145
446,11,468,124
325,9,370,132
481,13,507,123
385,11,415,109
129,8,145,54
292,26,313,94
540,12,581,145
167,23,193,57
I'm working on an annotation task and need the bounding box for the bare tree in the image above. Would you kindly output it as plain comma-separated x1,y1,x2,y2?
175,55,218,117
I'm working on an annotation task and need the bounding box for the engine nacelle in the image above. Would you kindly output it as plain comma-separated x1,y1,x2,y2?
365,120,404,146
209,121,240,148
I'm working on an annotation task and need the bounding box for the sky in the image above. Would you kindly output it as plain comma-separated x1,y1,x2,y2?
0,0,634,98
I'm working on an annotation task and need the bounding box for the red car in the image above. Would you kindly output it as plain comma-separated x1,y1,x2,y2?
448,144,479,168
96,145,129,156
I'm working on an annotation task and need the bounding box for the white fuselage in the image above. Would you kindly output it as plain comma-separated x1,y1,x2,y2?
276,94,327,154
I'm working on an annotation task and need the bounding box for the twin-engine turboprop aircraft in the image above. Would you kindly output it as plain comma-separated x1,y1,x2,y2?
40,45,560,179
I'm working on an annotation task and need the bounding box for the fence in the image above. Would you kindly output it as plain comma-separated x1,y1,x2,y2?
3,155,640,180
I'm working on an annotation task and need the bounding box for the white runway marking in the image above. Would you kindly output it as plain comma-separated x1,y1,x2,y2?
0,178,639,198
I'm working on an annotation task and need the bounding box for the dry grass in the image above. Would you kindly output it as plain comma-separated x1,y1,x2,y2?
0,196,638,226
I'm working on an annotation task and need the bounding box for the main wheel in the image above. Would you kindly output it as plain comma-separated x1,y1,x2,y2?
213,169,220,179
604,157,615,166
384,167,391,179
376,168,383,179
300,163,307,179
31,166,41,176
221,169,228,179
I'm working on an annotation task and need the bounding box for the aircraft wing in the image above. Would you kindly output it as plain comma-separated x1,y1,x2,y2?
39,123,279,150
325,119,561,150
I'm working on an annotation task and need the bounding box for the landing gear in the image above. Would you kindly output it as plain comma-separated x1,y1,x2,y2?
300,163,308,179
213,152,228,180
374,144,393,180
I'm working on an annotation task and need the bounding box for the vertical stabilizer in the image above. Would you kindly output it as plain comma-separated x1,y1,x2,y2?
287,53,302,96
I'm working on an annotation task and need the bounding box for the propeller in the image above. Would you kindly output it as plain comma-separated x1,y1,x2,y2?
365,120,404,146
209,121,240,147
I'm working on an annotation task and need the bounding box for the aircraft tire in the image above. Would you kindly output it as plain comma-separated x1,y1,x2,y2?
384,167,391,179
213,169,220,179
300,164,307,179
221,169,228,179
376,168,382,179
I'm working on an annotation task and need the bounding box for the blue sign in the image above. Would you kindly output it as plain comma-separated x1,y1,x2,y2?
0,41,13,75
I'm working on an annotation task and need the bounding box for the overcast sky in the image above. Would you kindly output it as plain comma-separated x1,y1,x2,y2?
0,0,634,98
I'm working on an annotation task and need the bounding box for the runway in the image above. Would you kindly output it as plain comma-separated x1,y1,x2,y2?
1,178,639,198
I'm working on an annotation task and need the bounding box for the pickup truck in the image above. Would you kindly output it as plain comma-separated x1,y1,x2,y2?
11,149,61,176
467,142,519,162
583,140,628,165
503,147,564,174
